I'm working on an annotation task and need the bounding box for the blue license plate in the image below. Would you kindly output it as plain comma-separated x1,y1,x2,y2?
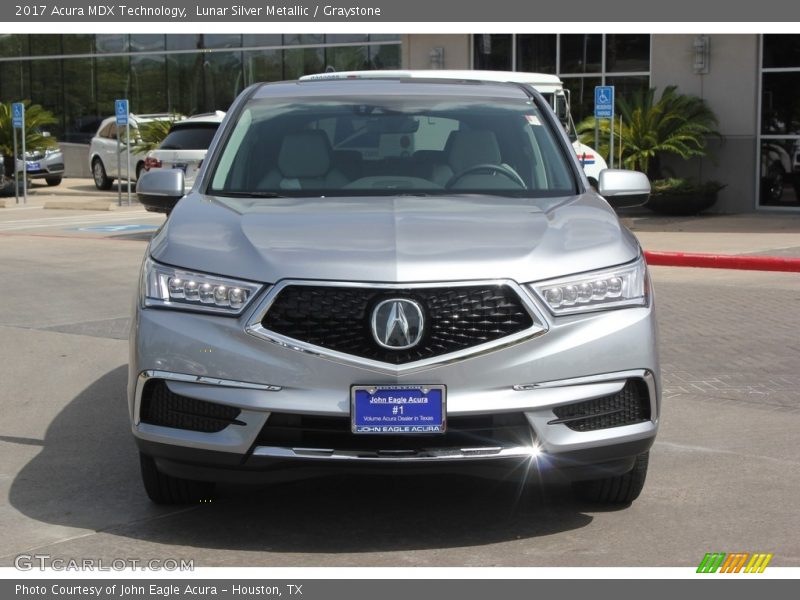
26,162,41,171
351,385,446,434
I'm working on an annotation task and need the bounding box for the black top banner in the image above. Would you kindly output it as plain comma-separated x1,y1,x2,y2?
3,0,800,22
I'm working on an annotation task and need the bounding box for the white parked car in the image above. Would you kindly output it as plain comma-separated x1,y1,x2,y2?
301,69,609,186
88,113,179,190
140,111,225,212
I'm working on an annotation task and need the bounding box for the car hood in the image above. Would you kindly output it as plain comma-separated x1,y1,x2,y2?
149,193,640,284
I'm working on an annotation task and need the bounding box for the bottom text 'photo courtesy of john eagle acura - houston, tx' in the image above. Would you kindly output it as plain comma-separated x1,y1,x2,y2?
131,75,660,506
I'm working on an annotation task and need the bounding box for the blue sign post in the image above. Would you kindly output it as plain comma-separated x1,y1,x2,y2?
594,86,615,119
11,102,26,203
115,99,129,126
114,99,131,205
594,86,616,168
11,102,24,128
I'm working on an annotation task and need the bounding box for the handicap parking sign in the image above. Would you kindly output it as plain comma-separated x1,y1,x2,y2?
115,99,129,126
594,86,614,119
12,102,24,128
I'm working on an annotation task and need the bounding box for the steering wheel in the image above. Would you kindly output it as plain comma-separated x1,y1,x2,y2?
446,163,527,189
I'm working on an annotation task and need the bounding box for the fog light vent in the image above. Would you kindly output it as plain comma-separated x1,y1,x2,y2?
549,379,651,432
140,380,243,432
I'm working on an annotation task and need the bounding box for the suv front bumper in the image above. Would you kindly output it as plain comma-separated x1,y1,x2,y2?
129,291,660,483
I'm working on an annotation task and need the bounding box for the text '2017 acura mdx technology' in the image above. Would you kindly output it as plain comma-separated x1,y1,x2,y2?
132,77,659,505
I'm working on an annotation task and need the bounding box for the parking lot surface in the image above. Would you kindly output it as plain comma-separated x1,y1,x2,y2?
0,195,799,567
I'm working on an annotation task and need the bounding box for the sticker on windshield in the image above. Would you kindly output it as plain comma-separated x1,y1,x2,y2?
525,115,542,126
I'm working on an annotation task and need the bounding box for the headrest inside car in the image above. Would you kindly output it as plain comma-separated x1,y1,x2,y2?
447,130,502,173
279,131,332,178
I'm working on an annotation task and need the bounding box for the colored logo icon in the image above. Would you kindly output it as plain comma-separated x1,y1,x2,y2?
697,552,773,573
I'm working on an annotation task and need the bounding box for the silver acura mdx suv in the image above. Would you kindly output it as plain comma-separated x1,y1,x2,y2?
132,77,659,505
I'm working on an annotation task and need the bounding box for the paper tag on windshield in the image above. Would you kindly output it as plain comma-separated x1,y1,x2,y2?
525,115,542,126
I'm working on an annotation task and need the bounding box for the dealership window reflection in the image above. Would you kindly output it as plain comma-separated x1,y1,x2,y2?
473,33,650,122
0,34,402,141
759,35,800,207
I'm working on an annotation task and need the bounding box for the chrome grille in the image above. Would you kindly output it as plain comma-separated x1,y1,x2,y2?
260,284,534,364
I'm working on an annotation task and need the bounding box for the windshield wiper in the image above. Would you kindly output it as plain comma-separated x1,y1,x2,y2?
212,190,287,198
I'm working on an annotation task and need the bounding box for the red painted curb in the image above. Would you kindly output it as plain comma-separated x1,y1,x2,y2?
644,251,800,273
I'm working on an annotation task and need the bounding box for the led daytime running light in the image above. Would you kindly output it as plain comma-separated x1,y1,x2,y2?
531,258,647,315
143,257,262,314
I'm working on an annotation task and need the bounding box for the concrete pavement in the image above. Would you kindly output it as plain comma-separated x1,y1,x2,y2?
622,212,800,257
0,238,797,567
0,185,799,567
0,177,138,210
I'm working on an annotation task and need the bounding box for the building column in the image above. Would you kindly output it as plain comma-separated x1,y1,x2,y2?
401,35,471,70
651,34,760,212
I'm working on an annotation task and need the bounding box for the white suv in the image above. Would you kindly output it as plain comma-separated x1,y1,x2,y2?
140,111,225,212
88,113,178,190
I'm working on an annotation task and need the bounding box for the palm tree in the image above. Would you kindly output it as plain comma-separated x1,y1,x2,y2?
577,85,720,179
0,101,58,179
131,117,180,155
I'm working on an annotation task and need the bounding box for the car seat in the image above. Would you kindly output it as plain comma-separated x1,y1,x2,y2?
259,131,348,190
427,130,503,187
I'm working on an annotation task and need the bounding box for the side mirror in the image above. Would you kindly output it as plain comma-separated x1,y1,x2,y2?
136,169,185,212
597,169,650,208
555,95,570,128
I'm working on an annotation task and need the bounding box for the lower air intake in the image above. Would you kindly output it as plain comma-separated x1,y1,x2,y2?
550,379,651,432
140,380,243,433
256,412,533,451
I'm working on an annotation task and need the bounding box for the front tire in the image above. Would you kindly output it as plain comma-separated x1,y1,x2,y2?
92,158,113,190
762,162,785,203
139,452,215,505
572,452,649,505
45,175,62,186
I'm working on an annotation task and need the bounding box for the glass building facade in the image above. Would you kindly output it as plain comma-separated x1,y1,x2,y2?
3,32,799,211
473,34,651,123
759,34,800,208
0,34,401,143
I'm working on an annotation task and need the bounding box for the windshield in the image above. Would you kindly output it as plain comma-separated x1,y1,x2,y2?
208,93,576,198
160,124,219,150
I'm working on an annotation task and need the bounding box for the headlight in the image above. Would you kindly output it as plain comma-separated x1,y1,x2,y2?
44,147,61,156
529,256,648,315
142,257,263,315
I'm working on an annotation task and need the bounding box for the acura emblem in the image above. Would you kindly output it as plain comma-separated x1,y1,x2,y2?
371,298,424,350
